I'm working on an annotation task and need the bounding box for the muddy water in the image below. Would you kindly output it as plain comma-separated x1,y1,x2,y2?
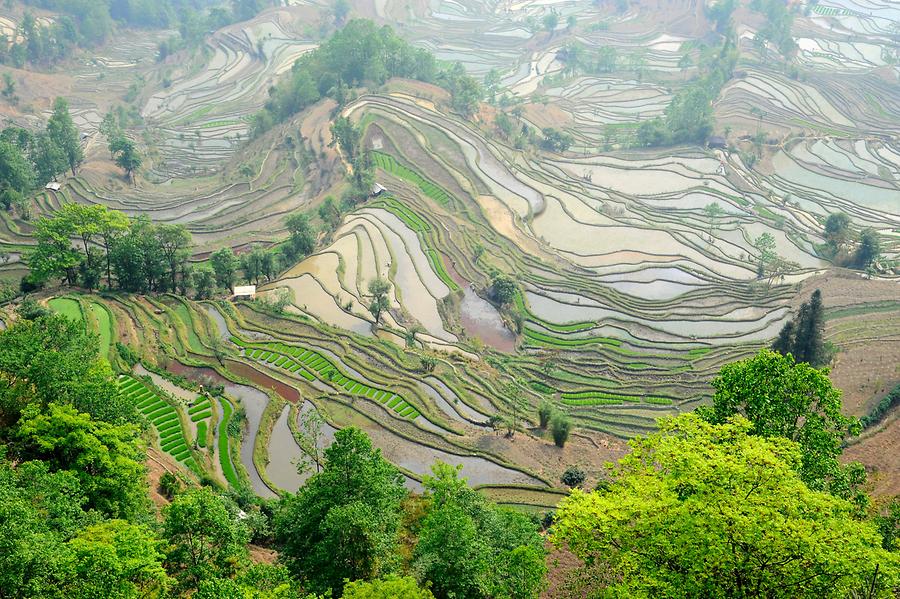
266,406,306,492
447,260,516,352
205,305,229,338
167,361,275,498
267,401,339,492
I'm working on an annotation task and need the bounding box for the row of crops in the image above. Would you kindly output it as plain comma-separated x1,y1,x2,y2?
235,338,421,419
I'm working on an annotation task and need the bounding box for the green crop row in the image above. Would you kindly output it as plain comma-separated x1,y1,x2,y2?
523,327,621,348
372,151,452,206
217,397,239,488
118,375,192,463
233,337,419,419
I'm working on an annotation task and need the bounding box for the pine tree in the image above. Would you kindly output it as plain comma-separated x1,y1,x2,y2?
771,319,795,356
802,290,825,367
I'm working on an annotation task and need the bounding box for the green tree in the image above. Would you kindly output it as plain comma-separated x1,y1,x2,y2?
210,247,240,290
68,519,170,598
194,266,216,299
552,414,899,598
284,211,317,260
550,412,572,447
824,212,851,256
413,462,546,599
28,212,83,286
162,487,250,591
489,273,517,305
700,349,865,504
538,401,553,429
542,12,559,33
793,289,825,366
854,228,881,269
0,313,131,426
343,576,434,598
155,223,192,292
318,196,342,231
275,427,407,595
330,116,362,161
47,97,83,176
14,403,148,520
560,465,585,488
367,277,391,325
111,136,142,183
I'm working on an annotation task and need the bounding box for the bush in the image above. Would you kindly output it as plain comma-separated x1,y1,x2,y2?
159,471,180,499
561,466,585,488
860,384,900,430
538,401,554,429
551,413,572,447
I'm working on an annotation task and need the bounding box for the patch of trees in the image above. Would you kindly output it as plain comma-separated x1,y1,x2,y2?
772,288,828,367
823,211,883,270
26,204,192,293
860,383,900,430
635,37,738,148
553,349,896,596
6,2,272,67
253,19,482,134
0,97,82,216
100,111,142,183
750,0,797,58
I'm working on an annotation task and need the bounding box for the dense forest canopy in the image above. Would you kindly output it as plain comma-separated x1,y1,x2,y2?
254,19,482,133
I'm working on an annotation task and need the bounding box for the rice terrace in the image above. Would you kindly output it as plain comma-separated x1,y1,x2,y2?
0,0,899,596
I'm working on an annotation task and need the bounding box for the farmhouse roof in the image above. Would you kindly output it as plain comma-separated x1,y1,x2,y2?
45,182,62,191
233,285,256,298
371,182,386,196
707,136,727,148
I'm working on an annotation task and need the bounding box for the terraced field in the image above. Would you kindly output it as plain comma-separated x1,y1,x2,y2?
13,0,900,504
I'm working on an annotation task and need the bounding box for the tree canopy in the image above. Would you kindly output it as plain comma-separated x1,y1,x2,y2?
701,349,865,505
274,427,408,595
552,414,899,598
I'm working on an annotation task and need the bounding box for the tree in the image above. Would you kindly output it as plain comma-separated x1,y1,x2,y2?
295,406,326,475
162,487,250,591
552,414,899,597
771,318,795,356
0,313,132,426
343,576,434,598
111,136,142,183
505,383,528,438
96,207,130,288
284,211,316,260
211,248,240,290
560,465,585,488
703,202,723,234
194,266,216,299
330,116,362,162
318,196,342,231
68,520,170,598
542,12,559,33
824,212,851,256
538,401,553,429
367,277,391,325
47,97,83,176
155,224,192,292
274,427,407,595
413,462,546,599
701,349,865,504
854,228,881,270
678,52,693,79
490,273,517,305
550,412,572,447
14,403,148,520
793,289,825,366
28,213,83,286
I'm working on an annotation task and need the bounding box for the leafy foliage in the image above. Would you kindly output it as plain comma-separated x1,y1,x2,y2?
255,20,481,133
552,414,899,597
701,349,865,505
413,463,547,599
275,427,407,595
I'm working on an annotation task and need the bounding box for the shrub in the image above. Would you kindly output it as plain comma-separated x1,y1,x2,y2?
159,471,180,499
538,401,554,429
561,466,585,488
551,413,572,448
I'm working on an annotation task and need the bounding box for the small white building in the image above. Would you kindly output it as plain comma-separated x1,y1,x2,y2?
45,182,61,191
232,285,256,300
371,182,386,196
